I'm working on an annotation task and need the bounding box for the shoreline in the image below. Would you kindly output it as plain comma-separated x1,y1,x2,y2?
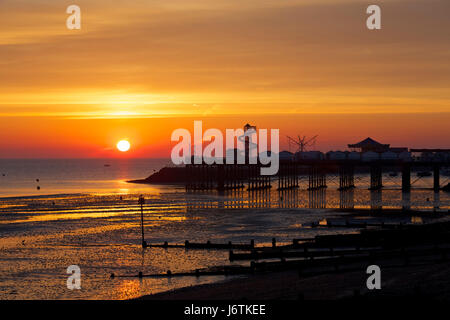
138,220,450,300
138,260,450,300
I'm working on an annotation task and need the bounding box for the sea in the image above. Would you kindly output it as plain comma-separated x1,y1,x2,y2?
0,158,449,299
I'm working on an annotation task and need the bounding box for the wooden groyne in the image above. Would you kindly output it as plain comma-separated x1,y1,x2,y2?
250,245,450,276
122,221,450,279
116,243,450,279
144,240,255,250
229,246,384,262
114,265,253,279
304,220,412,229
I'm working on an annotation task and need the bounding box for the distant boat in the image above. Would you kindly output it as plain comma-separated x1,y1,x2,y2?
389,172,398,177
104,164,111,167
417,171,432,177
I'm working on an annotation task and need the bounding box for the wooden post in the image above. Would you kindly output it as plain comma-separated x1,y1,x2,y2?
138,195,146,248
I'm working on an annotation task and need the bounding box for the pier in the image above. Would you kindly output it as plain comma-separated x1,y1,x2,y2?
185,159,449,192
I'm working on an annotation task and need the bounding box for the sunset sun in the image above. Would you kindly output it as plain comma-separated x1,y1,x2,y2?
116,140,131,152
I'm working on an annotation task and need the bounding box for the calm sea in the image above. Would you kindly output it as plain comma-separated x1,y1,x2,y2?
0,159,449,299
0,158,172,198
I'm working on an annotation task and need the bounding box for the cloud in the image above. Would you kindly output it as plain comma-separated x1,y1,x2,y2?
0,0,449,114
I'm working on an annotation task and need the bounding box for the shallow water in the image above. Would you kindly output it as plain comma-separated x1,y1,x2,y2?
0,191,348,299
0,158,171,198
0,159,449,299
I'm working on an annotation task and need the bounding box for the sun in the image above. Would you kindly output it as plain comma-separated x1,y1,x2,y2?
116,140,131,152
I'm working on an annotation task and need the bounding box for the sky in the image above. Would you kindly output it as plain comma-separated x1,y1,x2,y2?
0,0,449,158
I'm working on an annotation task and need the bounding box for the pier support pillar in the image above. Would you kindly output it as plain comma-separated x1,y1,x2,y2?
308,166,316,190
309,189,326,209
434,191,440,211
339,189,354,209
370,165,382,190
217,164,224,191
185,164,191,191
402,192,411,211
278,164,298,190
370,190,382,211
401,164,411,192
339,165,355,190
247,164,271,191
308,166,326,190
433,165,440,192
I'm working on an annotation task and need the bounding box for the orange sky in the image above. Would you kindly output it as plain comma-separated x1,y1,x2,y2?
0,0,449,158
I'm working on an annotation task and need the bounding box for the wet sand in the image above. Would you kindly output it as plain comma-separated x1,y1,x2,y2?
139,211,450,301
141,260,450,300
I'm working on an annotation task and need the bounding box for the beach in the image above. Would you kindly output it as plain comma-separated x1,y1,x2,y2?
143,214,450,300
1,159,449,300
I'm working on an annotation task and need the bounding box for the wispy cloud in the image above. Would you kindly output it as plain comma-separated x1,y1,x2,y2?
0,0,449,116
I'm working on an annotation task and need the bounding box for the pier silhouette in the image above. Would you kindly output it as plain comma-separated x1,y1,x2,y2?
185,159,449,193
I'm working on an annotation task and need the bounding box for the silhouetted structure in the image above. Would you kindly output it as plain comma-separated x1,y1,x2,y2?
348,137,390,153
184,158,449,193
